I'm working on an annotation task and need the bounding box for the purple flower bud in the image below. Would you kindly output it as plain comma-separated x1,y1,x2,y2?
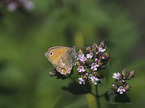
118,80,124,86
98,62,102,66
112,84,115,87
122,80,125,82
112,84,118,90
121,69,126,77
86,73,89,76
7,2,18,12
23,1,34,10
124,84,130,91
97,41,106,52
99,41,105,48
102,56,105,59
92,42,98,48
78,49,83,54
105,52,110,57
96,52,99,55
49,71,56,76
98,60,101,62
86,47,91,52
126,72,130,78
129,70,135,78
95,58,98,61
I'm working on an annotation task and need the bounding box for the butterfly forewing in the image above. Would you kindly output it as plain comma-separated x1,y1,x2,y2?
50,50,66,65
45,46,70,65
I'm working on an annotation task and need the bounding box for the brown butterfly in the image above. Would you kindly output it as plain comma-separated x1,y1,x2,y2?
45,46,76,75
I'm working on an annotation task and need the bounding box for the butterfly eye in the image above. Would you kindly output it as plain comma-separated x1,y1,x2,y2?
50,52,53,56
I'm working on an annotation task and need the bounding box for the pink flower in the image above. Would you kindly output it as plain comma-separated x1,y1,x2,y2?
86,52,93,59
112,72,120,80
78,77,85,84
98,47,106,52
7,2,18,12
23,1,34,10
117,86,126,94
91,63,99,71
77,54,87,62
77,66,86,72
89,74,99,85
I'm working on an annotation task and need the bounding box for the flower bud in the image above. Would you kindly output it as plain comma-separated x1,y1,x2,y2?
129,70,135,78
124,84,130,91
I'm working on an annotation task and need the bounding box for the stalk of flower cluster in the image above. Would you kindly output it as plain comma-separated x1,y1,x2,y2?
96,85,101,108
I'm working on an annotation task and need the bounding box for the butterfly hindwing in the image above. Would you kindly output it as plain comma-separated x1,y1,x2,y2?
57,48,75,75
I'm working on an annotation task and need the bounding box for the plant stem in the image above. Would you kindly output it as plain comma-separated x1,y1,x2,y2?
96,85,101,108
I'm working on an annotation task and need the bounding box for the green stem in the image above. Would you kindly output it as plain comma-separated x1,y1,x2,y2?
96,85,101,108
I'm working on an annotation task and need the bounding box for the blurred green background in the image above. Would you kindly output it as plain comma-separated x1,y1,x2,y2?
0,0,145,108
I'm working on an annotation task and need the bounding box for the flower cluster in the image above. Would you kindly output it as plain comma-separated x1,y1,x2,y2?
112,69,135,94
0,0,34,12
76,41,110,85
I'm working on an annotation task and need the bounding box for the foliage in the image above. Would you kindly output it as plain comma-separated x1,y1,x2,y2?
0,0,144,108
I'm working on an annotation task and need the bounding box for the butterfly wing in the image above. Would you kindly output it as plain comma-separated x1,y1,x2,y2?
57,48,76,75
45,46,70,66
45,46,76,75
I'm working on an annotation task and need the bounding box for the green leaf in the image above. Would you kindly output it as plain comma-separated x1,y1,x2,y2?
62,81,91,95
105,89,130,104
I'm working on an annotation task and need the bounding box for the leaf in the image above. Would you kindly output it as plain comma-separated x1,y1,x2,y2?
62,81,91,95
105,89,116,104
105,89,130,104
114,93,130,103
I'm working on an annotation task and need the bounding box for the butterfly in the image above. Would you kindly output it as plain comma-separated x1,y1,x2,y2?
45,46,76,75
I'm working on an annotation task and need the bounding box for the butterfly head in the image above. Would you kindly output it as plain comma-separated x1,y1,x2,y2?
45,50,52,59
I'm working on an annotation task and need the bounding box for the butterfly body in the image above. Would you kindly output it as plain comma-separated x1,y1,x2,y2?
45,46,76,75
